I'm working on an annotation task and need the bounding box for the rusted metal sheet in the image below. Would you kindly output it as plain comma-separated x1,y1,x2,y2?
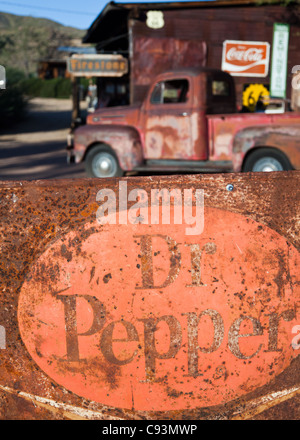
131,37,207,104
0,172,299,420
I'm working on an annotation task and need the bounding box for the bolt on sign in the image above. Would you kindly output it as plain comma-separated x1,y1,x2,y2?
270,23,290,99
0,173,299,419
222,40,270,77
67,54,128,77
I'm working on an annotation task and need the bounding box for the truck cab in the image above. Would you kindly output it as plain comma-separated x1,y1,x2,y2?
68,67,300,177
140,68,235,162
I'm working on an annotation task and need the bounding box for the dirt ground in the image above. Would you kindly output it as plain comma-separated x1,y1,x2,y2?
0,98,86,181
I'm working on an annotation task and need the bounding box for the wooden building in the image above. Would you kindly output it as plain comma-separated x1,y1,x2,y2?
38,60,70,79
81,0,300,111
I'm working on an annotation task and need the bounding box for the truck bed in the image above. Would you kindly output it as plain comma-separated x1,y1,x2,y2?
207,112,300,162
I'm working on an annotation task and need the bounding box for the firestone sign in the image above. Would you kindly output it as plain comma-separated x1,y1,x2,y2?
17,205,299,412
67,54,128,77
222,40,270,77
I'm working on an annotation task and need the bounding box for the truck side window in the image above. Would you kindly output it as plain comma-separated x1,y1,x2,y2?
150,79,189,104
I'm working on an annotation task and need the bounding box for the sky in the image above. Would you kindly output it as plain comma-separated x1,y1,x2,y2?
0,0,215,30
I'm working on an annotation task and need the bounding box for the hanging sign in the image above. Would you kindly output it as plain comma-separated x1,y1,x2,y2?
222,40,270,77
270,23,290,98
67,54,128,77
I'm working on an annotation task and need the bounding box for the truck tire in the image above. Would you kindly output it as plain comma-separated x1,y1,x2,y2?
85,145,123,178
243,148,292,172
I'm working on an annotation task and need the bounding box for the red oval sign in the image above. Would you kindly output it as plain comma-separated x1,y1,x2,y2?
18,207,299,411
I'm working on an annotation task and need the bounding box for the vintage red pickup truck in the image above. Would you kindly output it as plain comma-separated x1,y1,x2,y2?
67,67,300,178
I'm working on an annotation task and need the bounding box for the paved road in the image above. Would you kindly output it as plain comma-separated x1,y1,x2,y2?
0,98,86,181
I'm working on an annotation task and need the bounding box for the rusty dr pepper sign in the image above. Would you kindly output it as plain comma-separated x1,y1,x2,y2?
0,172,299,420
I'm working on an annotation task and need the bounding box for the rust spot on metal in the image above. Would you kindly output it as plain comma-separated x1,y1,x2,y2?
103,273,112,284
61,244,72,262
89,266,95,283
80,202,99,218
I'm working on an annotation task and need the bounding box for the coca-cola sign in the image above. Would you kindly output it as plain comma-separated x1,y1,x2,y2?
222,40,270,77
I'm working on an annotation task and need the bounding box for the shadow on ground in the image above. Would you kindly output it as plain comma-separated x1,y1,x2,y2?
0,98,86,180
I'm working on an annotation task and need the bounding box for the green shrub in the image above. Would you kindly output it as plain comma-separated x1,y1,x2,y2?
6,67,26,85
21,77,43,97
21,77,72,99
40,78,57,98
55,78,72,99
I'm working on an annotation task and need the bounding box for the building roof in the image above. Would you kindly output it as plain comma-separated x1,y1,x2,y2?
83,0,286,45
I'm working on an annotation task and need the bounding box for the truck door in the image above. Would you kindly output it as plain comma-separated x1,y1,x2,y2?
142,78,194,160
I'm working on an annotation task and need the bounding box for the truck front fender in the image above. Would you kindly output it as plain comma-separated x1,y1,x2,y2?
232,125,300,172
74,124,143,171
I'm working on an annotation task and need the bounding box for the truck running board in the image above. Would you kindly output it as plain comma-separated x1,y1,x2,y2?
133,160,233,174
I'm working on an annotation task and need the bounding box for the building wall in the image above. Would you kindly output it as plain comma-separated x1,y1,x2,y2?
129,4,300,106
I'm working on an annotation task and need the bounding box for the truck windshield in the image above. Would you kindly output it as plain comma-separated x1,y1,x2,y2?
150,79,189,104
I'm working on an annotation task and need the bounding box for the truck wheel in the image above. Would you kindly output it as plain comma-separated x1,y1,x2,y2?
243,148,292,172
85,145,123,178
